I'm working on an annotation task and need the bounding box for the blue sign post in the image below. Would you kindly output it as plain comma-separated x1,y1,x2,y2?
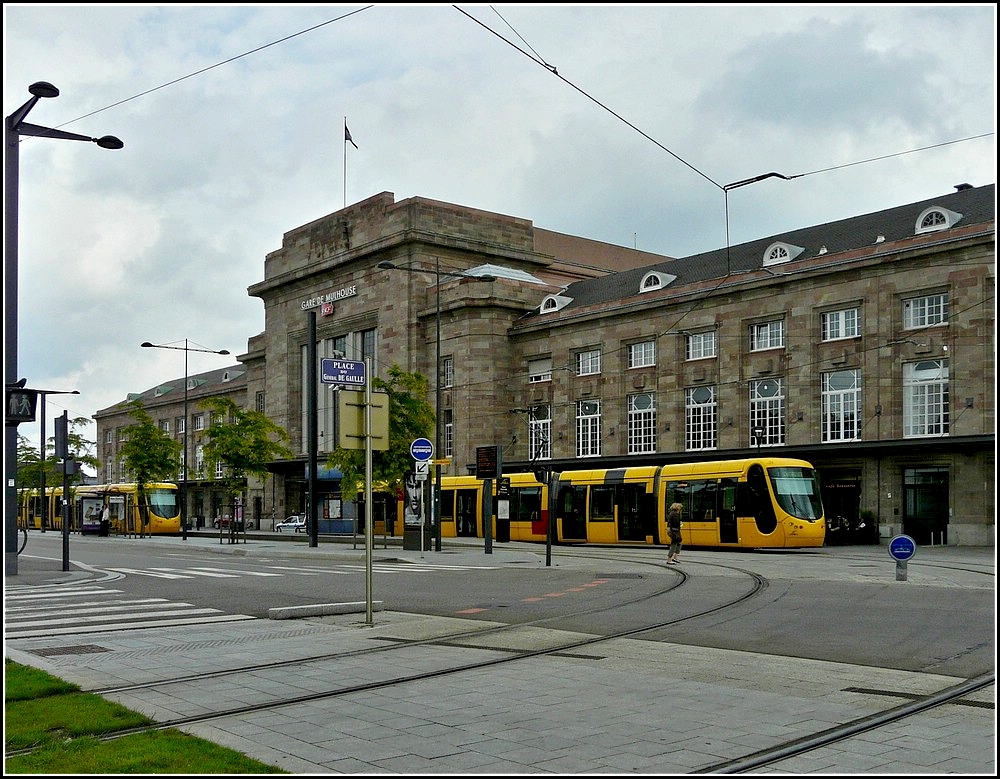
410,437,434,462
888,534,917,581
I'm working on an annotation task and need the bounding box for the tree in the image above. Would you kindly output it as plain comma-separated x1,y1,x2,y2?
199,397,294,514
326,365,435,502
16,417,99,489
119,400,182,527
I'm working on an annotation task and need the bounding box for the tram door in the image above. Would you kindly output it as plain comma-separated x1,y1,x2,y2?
454,489,479,537
719,479,738,543
617,484,649,542
556,484,587,541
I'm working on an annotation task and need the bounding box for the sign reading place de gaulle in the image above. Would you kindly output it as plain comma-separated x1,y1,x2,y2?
321,358,366,385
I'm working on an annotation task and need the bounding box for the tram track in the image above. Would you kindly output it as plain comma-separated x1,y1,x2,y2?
695,671,995,773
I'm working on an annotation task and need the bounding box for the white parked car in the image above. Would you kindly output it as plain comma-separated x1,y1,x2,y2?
276,515,307,533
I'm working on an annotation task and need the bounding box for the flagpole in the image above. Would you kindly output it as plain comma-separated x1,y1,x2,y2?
343,116,348,209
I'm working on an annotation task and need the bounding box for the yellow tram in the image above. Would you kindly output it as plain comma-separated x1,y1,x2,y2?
435,457,825,549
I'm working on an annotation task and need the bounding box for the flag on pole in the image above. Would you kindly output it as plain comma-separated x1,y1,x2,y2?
345,123,358,149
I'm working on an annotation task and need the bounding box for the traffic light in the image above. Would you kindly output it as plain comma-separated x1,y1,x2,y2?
6,388,37,425
55,413,69,459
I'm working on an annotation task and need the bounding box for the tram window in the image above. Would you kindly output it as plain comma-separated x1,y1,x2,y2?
591,485,615,522
691,480,716,522
746,464,777,533
440,490,455,521
664,482,693,517
722,484,736,512
512,487,541,522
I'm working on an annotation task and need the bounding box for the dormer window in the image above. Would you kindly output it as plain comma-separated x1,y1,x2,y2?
153,385,174,398
762,242,804,267
639,271,677,293
539,294,572,314
915,206,962,235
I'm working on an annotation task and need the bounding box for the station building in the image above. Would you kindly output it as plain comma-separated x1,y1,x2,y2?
96,183,995,545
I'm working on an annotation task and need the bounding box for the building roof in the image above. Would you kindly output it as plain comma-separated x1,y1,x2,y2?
93,365,246,417
522,183,995,317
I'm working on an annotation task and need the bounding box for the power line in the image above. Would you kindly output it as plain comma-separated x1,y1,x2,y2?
31,6,375,132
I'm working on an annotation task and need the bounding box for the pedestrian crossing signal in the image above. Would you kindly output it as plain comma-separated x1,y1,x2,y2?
6,388,37,425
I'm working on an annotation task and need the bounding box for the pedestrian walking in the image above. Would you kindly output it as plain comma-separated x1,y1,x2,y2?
666,501,683,564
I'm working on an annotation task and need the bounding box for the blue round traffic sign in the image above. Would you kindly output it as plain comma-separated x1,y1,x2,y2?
410,437,434,461
887,534,917,562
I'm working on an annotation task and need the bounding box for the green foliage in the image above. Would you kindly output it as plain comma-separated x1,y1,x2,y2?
118,400,181,485
16,417,99,488
4,660,79,701
4,660,285,773
118,400,182,525
326,365,435,501
200,396,294,497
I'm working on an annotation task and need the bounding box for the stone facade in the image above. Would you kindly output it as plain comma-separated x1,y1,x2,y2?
97,185,995,545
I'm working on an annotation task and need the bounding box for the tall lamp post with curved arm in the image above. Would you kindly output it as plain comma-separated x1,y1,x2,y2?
141,340,230,540
377,259,495,551
5,81,123,576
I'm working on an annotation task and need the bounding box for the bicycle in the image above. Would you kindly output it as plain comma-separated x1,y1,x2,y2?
17,526,28,555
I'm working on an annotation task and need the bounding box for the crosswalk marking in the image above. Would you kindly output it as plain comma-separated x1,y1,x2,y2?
3,584,255,640
99,562,502,579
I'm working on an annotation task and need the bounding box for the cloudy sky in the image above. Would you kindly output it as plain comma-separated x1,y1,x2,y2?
4,3,996,462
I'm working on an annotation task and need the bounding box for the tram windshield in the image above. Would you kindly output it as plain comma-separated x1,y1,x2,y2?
148,488,179,519
768,467,823,520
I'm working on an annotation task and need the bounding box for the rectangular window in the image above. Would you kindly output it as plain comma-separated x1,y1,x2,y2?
822,369,861,442
576,349,601,376
104,430,112,444
194,414,205,432
177,417,185,435
749,378,785,446
529,405,551,460
903,293,949,329
904,359,949,437
750,320,784,351
627,393,656,454
576,399,601,457
105,461,114,482
159,419,170,433
361,328,376,362
627,341,655,369
685,331,717,360
255,391,265,413
821,308,860,340
528,357,552,383
442,357,454,389
685,386,717,451
444,410,454,458
215,460,225,478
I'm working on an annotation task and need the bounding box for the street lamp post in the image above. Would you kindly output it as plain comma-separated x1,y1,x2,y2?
141,340,230,540
5,81,122,576
377,259,495,551
36,389,80,533
752,425,765,452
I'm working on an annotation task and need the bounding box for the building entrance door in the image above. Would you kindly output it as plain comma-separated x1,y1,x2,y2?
903,467,949,545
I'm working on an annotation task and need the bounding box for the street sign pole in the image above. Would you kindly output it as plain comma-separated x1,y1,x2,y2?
888,534,917,581
364,356,374,625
